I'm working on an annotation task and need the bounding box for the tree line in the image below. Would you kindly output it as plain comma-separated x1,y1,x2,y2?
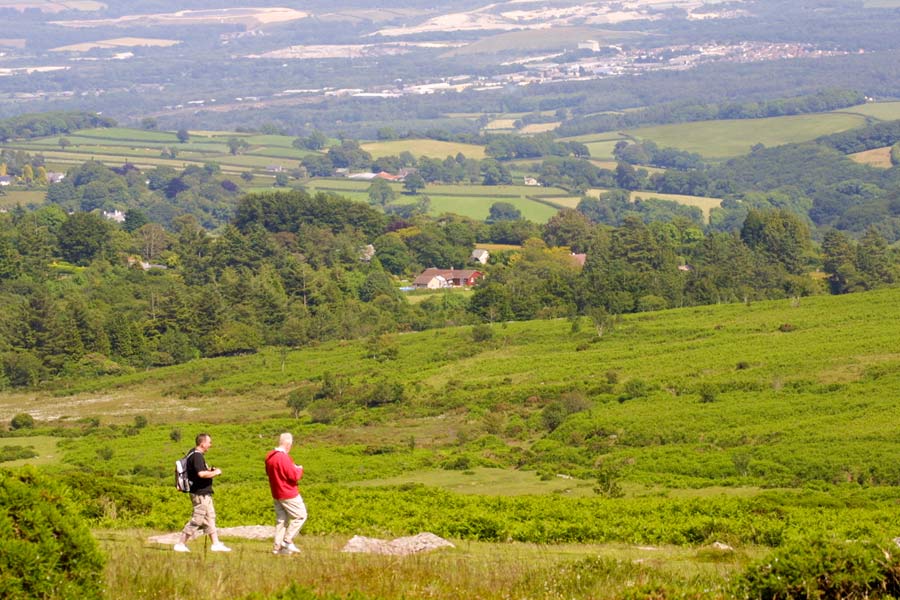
2,180,899,388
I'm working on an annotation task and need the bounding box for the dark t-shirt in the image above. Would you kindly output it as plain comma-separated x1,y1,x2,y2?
187,450,213,495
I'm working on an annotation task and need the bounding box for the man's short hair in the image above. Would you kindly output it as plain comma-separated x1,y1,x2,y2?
196,432,211,446
279,432,293,447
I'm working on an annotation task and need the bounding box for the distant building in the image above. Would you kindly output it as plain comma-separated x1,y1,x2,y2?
413,268,482,289
102,209,126,223
523,176,540,186
570,253,587,268
347,172,377,180
0,175,12,186
46,172,66,183
578,40,600,52
470,249,490,265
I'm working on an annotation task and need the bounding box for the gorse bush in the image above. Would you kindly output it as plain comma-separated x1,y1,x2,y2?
0,467,105,600
736,537,900,599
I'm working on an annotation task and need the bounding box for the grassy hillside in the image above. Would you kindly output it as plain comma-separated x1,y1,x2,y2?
624,113,868,160
5,287,900,597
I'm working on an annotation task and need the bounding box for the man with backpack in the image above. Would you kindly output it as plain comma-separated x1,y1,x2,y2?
173,433,231,553
265,432,307,555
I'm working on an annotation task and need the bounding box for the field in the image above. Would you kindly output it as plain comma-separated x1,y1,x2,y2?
840,100,900,120
0,0,104,12
5,288,900,597
52,7,310,28
623,113,868,160
849,146,894,168
586,188,722,221
0,189,45,208
50,38,182,52
360,139,486,160
308,179,576,222
4,127,316,177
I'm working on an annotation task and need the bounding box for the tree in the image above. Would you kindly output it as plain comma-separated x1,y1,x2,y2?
176,129,190,143
488,201,521,222
367,178,396,207
58,211,112,265
141,117,158,130
402,173,425,195
227,137,249,155
58,137,71,150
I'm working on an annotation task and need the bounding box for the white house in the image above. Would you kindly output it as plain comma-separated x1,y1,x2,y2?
470,248,490,265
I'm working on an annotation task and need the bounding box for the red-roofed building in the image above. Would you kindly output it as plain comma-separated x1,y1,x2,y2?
413,268,483,289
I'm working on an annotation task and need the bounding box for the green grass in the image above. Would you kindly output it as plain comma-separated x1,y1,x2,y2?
0,189,45,208
838,101,900,120
625,113,868,159
0,435,59,467
100,532,744,600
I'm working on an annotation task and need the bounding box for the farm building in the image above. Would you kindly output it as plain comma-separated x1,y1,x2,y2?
470,249,490,265
413,268,482,289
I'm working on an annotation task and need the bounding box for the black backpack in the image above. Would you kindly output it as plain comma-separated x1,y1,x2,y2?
174,449,196,493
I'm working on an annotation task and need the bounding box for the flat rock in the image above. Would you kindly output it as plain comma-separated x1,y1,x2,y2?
341,532,454,555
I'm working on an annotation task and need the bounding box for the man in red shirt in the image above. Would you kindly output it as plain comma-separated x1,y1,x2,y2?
265,432,307,555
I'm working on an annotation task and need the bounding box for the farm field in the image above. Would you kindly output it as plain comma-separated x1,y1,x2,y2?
586,188,722,221
306,179,574,222
839,100,900,120
0,189,45,208
50,37,181,52
361,139,486,159
849,146,893,168
624,113,868,160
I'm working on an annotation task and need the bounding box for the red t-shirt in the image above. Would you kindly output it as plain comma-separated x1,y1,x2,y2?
265,448,303,500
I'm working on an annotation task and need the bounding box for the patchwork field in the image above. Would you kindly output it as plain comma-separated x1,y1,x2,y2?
625,113,869,160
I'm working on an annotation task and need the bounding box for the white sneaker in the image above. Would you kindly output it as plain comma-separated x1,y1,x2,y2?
283,543,301,554
210,542,231,552
173,543,190,553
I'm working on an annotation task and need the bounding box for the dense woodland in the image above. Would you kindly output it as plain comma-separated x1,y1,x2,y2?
2,177,898,389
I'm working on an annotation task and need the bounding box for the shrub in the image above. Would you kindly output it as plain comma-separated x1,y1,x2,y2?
0,467,106,599
472,323,494,342
778,323,796,332
0,445,37,463
169,428,182,442
736,537,900,599
9,413,34,430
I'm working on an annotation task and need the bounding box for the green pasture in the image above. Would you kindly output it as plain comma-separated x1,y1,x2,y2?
838,100,900,120
0,189,45,208
403,287,474,305
0,436,59,467
625,112,868,160
584,188,721,221
361,139,486,160
584,140,620,160
416,194,560,221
